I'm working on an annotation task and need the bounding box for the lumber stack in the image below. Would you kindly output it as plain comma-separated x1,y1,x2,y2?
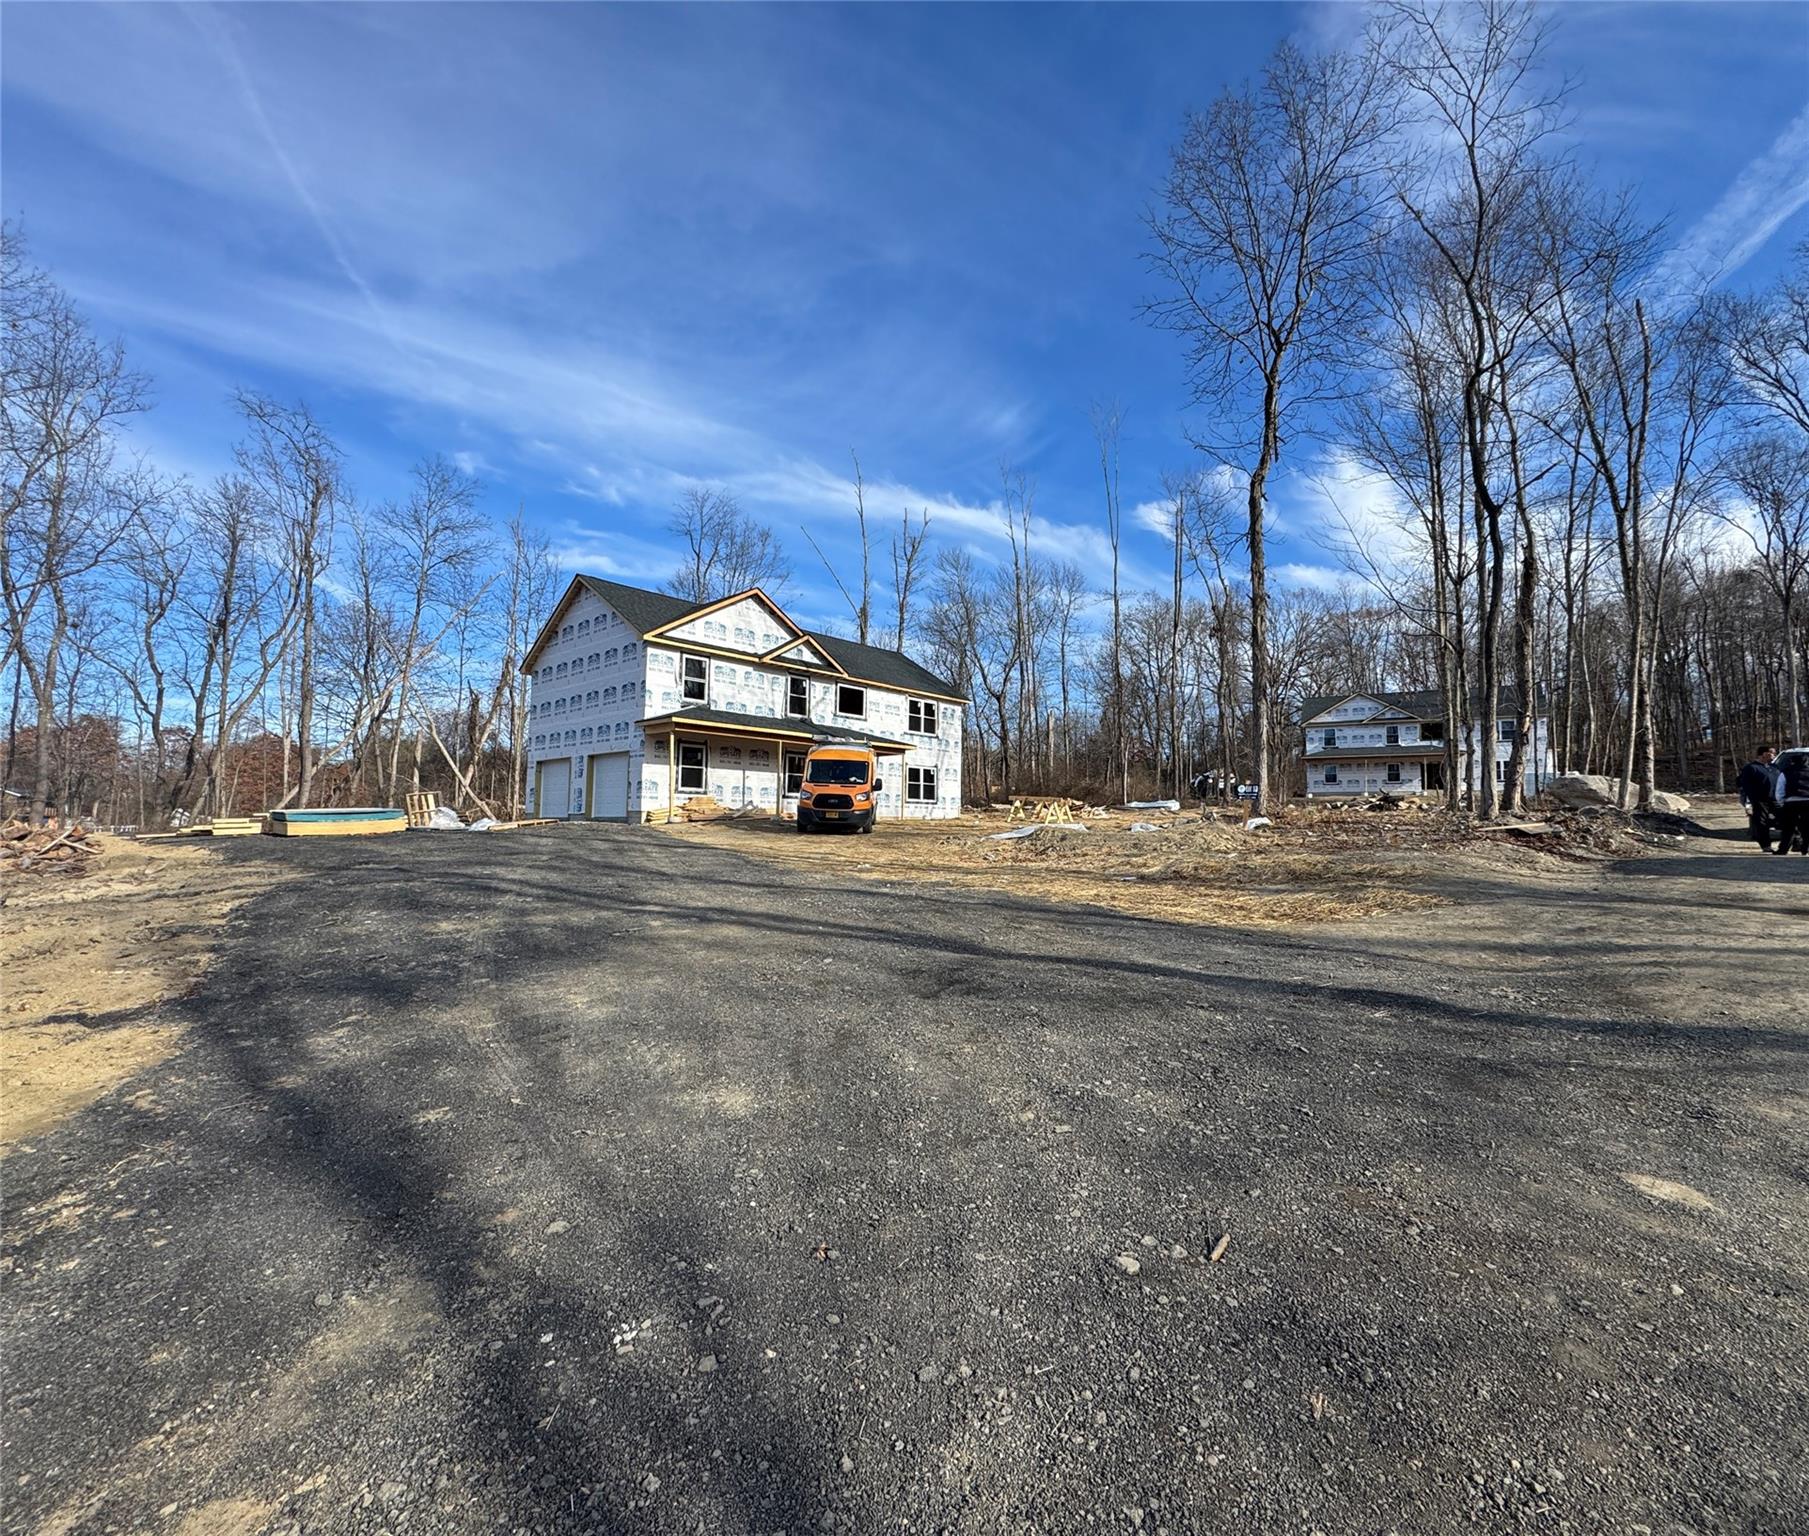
0,819,103,876
198,816,263,837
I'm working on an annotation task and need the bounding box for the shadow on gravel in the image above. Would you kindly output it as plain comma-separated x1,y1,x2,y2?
10,824,1804,1533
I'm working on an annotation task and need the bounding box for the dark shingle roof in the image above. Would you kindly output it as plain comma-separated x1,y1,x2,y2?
1298,686,1540,723
570,574,964,700
576,575,698,635
805,631,961,700
637,707,911,752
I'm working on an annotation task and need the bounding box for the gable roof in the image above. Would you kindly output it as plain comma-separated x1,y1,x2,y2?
576,575,697,634
805,631,958,699
1298,686,1542,723
525,573,965,699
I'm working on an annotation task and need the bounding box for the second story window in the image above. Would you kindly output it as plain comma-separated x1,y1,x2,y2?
681,654,708,705
1322,727,1337,749
908,699,938,734
837,683,866,718
787,676,809,718
1498,719,1517,743
1385,724,1399,745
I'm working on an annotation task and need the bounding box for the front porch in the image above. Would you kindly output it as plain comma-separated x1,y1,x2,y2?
638,709,909,823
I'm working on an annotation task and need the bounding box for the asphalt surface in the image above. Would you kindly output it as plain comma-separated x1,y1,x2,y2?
4,824,1805,1536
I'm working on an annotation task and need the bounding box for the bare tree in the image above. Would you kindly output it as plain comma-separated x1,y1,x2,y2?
1090,401,1129,804
888,504,931,650
667,485,789,603
1382,0,1567,815
1721,435,1809,742
234,390,341,807
803,451,875,643
1147,39,1395,815
1,228,150,822
379,455,487,795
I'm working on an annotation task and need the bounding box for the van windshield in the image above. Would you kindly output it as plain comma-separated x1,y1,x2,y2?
806,758,868,785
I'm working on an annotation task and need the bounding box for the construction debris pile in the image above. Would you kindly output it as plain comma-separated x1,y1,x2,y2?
0,820,104,877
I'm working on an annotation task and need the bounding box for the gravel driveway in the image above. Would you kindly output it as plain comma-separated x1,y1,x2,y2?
4,823,1804,1535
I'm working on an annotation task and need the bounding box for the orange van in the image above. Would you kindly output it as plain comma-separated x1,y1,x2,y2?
796,741,881,833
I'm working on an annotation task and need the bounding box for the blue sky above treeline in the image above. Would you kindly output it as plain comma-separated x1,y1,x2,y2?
4,1,1807,637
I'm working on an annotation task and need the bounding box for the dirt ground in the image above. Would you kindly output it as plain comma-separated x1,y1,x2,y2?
3,812,1803,1535
0,840,292,1147
657,795,1695,925
662,794,1809,1034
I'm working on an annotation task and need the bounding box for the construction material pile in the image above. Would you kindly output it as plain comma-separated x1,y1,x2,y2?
0,820,103,877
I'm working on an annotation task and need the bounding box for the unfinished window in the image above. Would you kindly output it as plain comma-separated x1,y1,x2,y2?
1386,763,1401,784
1422,721,1445,741
908,699,938,735
787,676,809,718
1323,764,1339,784
907,766,937,803
681,654,708,705
678,741,707,793
1322,727,1336,748
1498,718,1517,743
1494,760,1506,782
837,683,866,718
1385,724,1400,746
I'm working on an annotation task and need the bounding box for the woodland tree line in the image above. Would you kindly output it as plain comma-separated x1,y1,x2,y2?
4,1,1805,829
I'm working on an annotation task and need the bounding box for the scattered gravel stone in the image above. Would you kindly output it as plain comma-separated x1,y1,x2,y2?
696,1354,718,1373
544,1219,570,1235
1114,1254,1142,1276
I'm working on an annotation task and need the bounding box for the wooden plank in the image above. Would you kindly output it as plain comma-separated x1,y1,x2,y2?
266,817,407,838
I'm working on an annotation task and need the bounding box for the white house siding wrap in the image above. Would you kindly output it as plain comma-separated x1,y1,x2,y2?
523,579,964,821
522,586,651,819
659,596,795,656
1301,691,1553,800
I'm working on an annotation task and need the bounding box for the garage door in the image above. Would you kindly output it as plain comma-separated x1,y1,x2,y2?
588,752,629,820
537,758,571,819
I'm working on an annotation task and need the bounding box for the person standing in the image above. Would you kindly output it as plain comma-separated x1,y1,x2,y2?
1738,746,1783,852
1772,750,1809,857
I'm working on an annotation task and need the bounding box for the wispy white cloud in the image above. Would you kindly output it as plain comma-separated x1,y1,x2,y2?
1130,498,1177,539
1274,561,1349,594
1654,103,1809,294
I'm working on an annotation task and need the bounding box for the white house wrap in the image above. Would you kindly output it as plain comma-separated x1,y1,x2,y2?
521,577,966,822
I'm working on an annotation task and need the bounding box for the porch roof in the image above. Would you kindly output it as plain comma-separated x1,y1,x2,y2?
638,708,912,755
1306,744,1446,761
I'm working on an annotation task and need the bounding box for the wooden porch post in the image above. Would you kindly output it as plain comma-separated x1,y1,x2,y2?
666,733,676,824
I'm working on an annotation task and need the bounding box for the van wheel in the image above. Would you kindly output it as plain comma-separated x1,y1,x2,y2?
861,823,874,835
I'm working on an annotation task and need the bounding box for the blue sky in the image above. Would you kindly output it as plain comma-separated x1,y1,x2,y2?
4,1,1807,637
